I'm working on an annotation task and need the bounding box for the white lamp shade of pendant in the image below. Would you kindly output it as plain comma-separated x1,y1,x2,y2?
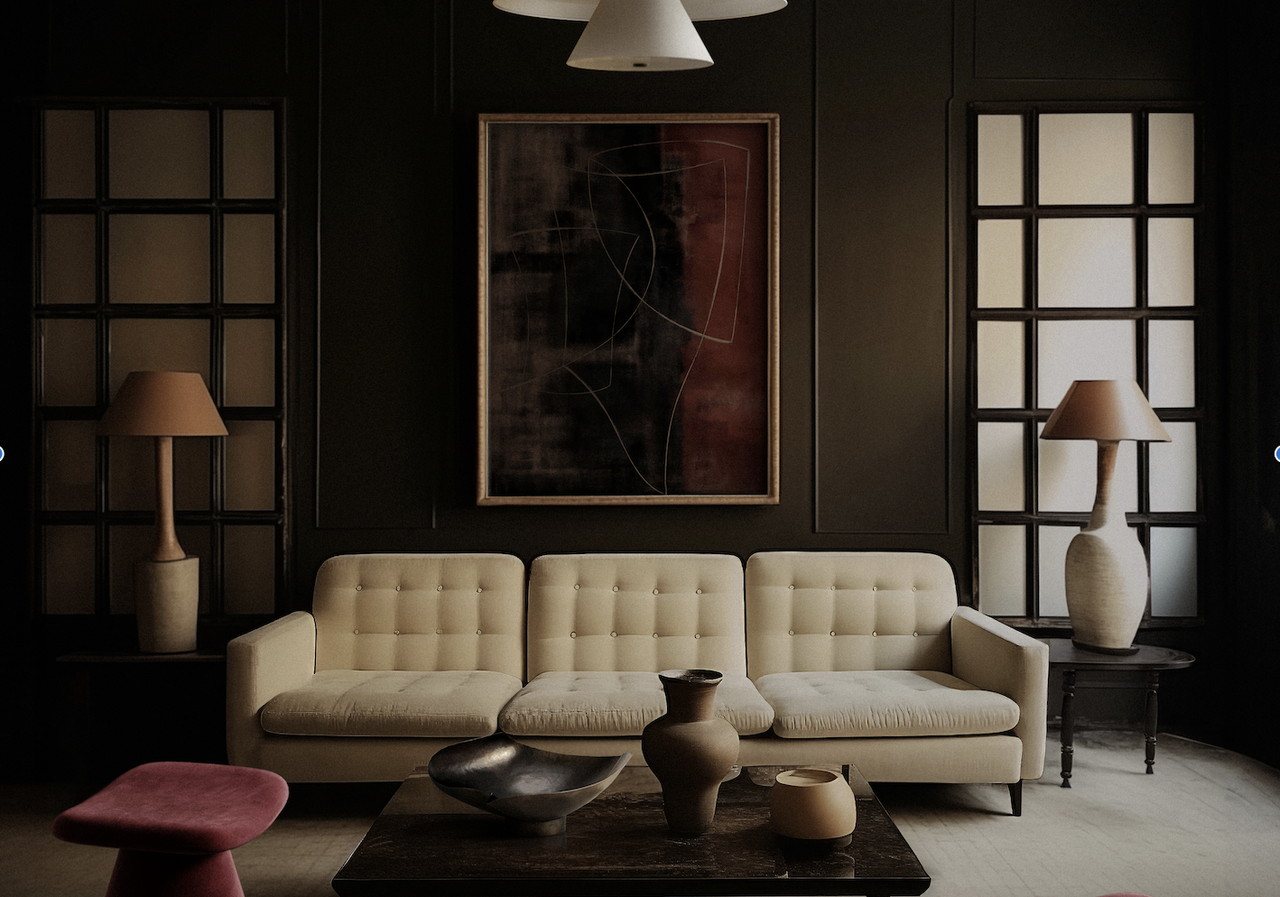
494,1,788,22
494,0,787,71
569,0,711,70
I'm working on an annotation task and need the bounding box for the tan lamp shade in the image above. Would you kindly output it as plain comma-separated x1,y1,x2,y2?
1040,379,1171,443
98,371,228,437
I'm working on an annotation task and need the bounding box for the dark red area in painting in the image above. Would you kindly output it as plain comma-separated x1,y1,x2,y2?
659,122,770,494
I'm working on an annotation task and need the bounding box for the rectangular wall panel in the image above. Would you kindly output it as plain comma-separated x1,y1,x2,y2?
316,0,441,528
815,0,952,533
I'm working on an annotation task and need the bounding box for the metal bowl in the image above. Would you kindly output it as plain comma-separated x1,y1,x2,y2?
427,733,631,836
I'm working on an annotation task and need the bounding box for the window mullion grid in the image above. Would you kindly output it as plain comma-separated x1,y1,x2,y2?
1023,109,1043,621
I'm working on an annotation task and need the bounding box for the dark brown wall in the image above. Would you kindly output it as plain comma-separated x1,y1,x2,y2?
4,0,1277,773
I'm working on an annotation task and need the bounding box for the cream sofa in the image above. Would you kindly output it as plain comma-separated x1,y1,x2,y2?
737,551,1048,815
495,553,777,758
226,553,527,782
227,550,1047,814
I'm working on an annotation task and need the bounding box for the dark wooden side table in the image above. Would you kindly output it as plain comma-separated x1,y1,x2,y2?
56,649,228,787
1042,638,1194,788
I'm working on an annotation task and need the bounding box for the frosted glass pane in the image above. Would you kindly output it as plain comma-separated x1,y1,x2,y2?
42,215,96,305
226,421,276,510
109,319,209,397
109,215,210,304
223,526,276,614
1039,113,1133,205
1151,421,1197,512
1037,526,1076,617
223,110,276,199
109,434,211,512
978,422,1024,511
977,321,1024,408
1038,218,1135,308
1148,218,1195,306
110,525,151,612
1148,320,1196,408
978,525,1026,616
1038,422,1137,514
41,318,96,406
108,436,153,511
978,115,1023,206
1148,113,1195,205
225,319,276,406
44,110,96,199
224,215,276,304
1037,320,1135,409
224,216,276,304
44,526,96,614
44,421,96,511
109,110,209,199
1150,527,1197,617
977,219,1024,307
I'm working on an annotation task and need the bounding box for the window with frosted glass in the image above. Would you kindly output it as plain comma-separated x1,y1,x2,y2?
971,104,1203,624
33,102,285,620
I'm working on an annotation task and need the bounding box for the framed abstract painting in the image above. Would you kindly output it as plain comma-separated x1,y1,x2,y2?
478,113,780,505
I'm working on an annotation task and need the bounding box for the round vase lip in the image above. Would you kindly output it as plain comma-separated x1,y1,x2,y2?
774,768,842,788
658,668,723,686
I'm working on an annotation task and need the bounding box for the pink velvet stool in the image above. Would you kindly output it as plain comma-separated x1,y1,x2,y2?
53,761,289,897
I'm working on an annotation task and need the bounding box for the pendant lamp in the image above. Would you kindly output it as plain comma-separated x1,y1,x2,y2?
494,0,788,71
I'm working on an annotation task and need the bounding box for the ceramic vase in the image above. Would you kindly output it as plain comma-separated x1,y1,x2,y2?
770,768,857,846
641,669,739,834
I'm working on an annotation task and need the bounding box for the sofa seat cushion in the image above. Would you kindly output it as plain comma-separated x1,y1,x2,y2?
756,670,1021,738
259,669,523,738
498,671,775,737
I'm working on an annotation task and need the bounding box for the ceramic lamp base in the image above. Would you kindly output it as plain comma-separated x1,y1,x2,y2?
1063,522,1148,655
134,557,199,654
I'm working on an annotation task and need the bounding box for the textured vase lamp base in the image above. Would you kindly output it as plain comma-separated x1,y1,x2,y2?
134,557,200,654
1063,524,1149,656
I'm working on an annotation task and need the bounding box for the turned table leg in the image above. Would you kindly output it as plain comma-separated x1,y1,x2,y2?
1060,669,1076,788
1144,671,1161,774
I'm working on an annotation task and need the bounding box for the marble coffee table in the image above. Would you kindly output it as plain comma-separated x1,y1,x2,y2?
332,764,929,896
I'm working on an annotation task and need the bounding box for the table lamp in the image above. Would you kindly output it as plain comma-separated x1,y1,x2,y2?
98,371,228,653
1040,379,1170,654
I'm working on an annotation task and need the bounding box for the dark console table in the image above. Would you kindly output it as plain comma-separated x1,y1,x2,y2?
1043,638,1195,788
333,767,929,896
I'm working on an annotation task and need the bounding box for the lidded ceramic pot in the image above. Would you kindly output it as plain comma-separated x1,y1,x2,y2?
770,768,858,846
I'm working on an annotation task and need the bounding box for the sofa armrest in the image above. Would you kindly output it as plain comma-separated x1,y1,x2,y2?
951,606,1049,780
226,611,317,767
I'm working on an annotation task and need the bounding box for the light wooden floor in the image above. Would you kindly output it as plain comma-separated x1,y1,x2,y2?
3,728,1277,897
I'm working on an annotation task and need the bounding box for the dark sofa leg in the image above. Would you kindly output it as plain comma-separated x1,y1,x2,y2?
1008,780,1023,816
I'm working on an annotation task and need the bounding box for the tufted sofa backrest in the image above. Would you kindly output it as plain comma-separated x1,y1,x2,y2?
745,551,957,678
526,553,747,680
312,553,526,678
